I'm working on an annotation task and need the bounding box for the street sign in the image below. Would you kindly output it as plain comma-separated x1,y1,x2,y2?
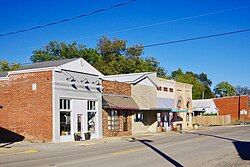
240,110,248,115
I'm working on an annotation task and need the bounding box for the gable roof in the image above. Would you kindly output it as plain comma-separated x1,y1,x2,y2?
192,99,216,109
18,58,78,71
102,94,139,110
103,72,158,87
0,58,104,78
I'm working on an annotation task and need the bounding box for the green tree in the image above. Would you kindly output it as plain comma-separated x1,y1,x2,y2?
214,81,236,97
0,60,20,73
171,68,205,99
235,86,249,95
185,71,214,99
31,37,167,77
197,73,212,87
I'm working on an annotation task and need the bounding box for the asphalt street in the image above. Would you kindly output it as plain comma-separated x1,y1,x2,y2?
0,125,249,167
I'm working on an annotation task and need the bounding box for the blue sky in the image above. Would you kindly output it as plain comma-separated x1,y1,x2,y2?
0,0,250,88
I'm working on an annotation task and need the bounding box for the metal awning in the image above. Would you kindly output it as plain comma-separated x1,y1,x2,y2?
171,109,188,113
148,107,172,112
157,98,175,109
102,94,139,110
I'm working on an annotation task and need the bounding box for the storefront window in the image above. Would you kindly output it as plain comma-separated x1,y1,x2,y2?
88,112,97,133
134,112,144,122
60,99,71,136
108,110,119,131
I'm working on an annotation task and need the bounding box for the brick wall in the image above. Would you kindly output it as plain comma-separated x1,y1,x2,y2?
214,96,250,122
102,109,133,137
102,80,134,137
102,80,131,96
0,71,53,141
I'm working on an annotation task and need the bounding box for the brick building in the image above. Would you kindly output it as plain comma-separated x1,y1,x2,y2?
0,58,103,142
102,80,139,137
214,95,250,122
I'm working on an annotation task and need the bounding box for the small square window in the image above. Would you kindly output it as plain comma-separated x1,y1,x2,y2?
169,88,174,93
163,87,168,92
157,87,162,91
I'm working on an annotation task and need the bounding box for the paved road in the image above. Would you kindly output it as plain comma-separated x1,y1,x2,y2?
0,125,249,167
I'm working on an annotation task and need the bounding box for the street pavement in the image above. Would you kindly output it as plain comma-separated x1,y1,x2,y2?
0,125,249,167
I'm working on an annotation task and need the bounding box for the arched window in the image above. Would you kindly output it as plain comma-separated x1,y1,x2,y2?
177,100,182,109
186,101,190,109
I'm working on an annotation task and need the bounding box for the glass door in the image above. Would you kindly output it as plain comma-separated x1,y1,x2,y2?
77,114,83,134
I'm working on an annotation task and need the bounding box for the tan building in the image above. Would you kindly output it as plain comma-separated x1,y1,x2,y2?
156,78,193,130
104,72,159,134
174,82,193,129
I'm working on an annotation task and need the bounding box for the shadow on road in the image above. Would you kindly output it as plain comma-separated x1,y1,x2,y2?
189,132,250,160
131,137,184,167
0,127,25,148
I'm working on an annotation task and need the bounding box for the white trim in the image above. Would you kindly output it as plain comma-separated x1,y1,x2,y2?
0,77,9,81
104,72,155,77
52,70,56,142
8,67,57,75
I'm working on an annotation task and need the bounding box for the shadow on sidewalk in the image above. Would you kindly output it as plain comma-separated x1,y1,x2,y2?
188,132,250,160
0,127,25,148
130,137,184,167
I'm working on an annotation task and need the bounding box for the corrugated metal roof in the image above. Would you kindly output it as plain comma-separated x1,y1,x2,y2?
0,72,8,77
18,58,79,70
157,98,175,109
102,94,139,110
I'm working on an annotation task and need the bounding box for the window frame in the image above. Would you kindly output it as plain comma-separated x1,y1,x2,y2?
87,100,97,111
108,110,119,131
157,86,162,91
60,98,72,136
134,112,144,122
163,87,168,92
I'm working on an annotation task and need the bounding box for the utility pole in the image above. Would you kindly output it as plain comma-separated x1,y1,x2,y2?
238,93,241,122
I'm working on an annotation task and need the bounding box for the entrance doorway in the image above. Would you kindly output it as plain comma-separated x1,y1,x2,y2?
123,112,128,131
77,114,83,134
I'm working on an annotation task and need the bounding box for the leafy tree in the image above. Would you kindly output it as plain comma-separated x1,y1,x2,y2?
171,68,205,99
235,86,249,95
31,41,101,63
197,73,212,87
214,81,236,97
203,85,215,99
31,37,167,77
0,60,20,73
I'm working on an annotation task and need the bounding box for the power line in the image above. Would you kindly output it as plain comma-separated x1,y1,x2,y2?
68,3,250,41
143,28,250,48
13,28,250,66
0,0,136,37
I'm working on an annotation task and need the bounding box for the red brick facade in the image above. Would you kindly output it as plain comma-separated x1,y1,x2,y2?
102,80,133,137
102,109,133,137
214,96,250,122
102,80,131,96
0,71,53,141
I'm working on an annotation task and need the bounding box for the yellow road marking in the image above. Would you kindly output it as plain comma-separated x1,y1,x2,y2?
21,149,38,154
112,147,145,156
